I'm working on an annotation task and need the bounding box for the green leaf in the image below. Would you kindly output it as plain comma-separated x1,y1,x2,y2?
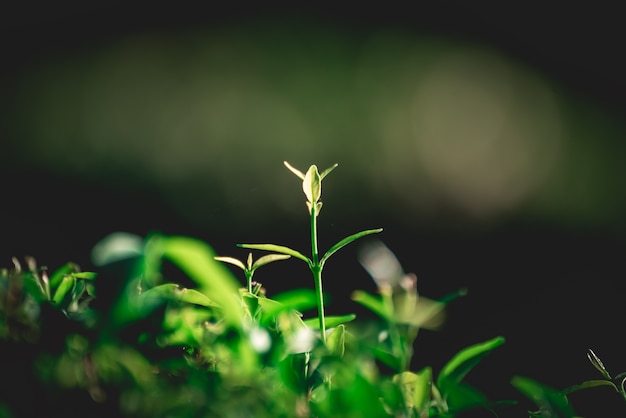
561,379,619,396
237,243,311,265
162,236,243,326
587,349,612,380
393,369,432,412
437,336,505,396
320,228,384,267
319,163,338,180
214,256,247,271
70,272,97,280
180,287,221,307
52,276,74,306
413,367,433,412
22,273,48,301
326,324,346,356
283,160,305,180
48,262,79,288
272,289,317,312
303,165,321,203
511,376,575,417
251,253,291,270
351,290,388,320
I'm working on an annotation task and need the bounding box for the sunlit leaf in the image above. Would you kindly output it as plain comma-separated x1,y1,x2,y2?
52,276,74,306
437,336,505,396
283,160,305,180
326,324,346,356
320,228,384,267
319,163,338,180
48,262,79,288
251,253,291,269
271,289,317,312
162,236,243,326
214,256,247,271
70,272,97,280
237,243,310,265
303,165,321,204
351,290,388,320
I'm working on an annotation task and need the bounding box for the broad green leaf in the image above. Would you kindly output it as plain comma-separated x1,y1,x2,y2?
304,314,356,329
271,289,317,312
162,236,243,326
303,165,321,203
326,324,346,356
252,253,291,269
351,290,388,320
321,228,383,267
437,336,505,395
52,276,74,306
393,369,432,411
214,256,247,271
283,160,305,180
511,376,575,417
237,243,311,265
414,367,433,412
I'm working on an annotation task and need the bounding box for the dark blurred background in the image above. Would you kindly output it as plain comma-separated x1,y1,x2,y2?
2,3,625,414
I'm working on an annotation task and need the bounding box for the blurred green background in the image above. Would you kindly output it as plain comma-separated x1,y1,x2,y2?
1,3,625,411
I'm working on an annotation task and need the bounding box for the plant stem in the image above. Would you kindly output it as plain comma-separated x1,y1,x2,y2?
310,204,326,343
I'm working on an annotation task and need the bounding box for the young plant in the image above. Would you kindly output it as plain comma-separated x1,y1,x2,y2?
237,161,383,343
512,348,626,417
214,252,290,293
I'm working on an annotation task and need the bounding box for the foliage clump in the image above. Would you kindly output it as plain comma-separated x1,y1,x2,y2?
1,161,624,417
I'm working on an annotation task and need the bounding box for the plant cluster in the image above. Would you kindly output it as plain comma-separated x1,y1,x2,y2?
1,161,625,417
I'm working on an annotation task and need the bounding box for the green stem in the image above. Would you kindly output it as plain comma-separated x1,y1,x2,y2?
245,271,253,293
310,204,326,343
381,286,406,371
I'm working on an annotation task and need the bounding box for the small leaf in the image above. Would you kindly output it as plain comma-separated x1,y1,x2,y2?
53,276,75,306
326,324,346,356
319,163,338,180
351,290,388,320
238,243,311,265
587,348,612,380
437,336,505,395
320,228,384,267
251,253,291,270
48,262,80,288
393,369,432,411
214,256,247,271
283,161,305,180
303,165,321,203
70,272,97,280
561,379,618,396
